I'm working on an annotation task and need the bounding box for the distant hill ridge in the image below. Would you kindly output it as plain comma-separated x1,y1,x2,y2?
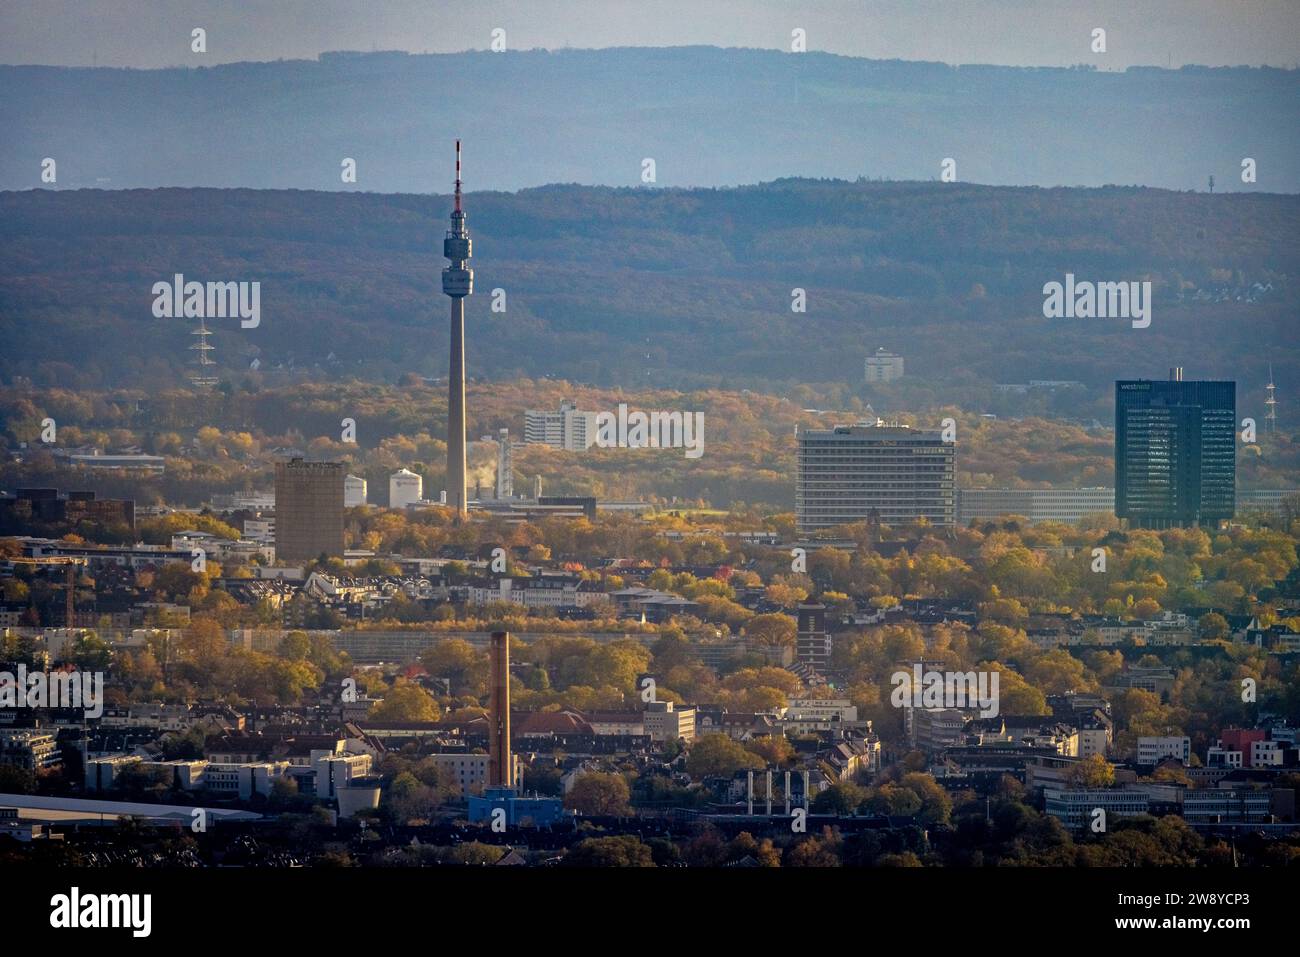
1,46,1297,192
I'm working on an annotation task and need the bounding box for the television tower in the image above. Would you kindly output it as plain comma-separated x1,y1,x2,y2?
441,140,473,517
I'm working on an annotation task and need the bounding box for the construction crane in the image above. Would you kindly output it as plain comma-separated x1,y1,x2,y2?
2,556,89,627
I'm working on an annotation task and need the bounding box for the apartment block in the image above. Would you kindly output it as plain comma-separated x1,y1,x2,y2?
524,400,597,451
1136,735,1191,765
644,700,696,743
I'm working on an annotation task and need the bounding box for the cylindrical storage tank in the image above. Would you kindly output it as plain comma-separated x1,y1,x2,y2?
389,468,423,508
344,475,368,508
337,778,382,818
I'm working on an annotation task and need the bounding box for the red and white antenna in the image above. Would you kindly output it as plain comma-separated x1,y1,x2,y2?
454,139,462,213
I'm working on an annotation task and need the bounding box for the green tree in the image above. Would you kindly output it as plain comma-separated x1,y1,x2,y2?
811,782,867,815
1200,612,1230,641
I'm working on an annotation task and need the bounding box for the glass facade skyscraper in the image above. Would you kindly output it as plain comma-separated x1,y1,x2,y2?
1114,377,1235,528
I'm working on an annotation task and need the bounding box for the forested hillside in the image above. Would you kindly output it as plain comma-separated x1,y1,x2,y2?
1,181,1295,407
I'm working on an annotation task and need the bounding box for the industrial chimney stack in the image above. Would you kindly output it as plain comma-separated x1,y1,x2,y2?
488,630,514,789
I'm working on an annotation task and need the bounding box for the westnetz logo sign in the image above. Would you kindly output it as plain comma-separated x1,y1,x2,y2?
50,887,151,937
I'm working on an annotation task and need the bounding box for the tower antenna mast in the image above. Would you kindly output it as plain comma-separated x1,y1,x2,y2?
454,139,462,212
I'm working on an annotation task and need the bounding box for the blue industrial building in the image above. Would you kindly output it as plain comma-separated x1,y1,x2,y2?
468,786,567,827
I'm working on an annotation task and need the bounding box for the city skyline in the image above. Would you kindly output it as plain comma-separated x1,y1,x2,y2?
1,0,1296,927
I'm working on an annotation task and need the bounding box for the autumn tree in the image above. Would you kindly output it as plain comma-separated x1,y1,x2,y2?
368,680,441,723
744,613,796,647
1066,753,1116,789
562,835,654,867
686,733,764,779
564,772,633,817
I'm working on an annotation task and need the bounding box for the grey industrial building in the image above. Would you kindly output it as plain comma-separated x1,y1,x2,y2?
957,487,1115,524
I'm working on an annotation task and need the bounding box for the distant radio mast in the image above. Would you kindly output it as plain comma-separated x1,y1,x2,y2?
189,317,218,388
1265,364,1277,433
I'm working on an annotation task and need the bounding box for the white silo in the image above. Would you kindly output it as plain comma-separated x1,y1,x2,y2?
389,468,423,508
344,474,368,508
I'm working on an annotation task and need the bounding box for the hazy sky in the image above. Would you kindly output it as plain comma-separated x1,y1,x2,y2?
3,0,1298,69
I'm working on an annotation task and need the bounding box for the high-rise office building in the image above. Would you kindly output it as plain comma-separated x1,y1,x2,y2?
796,422,954,532
524,399,597,451
273,459,344,562
1115,371,1235,528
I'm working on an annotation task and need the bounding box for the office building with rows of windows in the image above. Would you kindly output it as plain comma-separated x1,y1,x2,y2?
796,423,954,532
1115,373,1235,529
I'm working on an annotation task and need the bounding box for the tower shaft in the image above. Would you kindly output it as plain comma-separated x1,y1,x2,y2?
448,296,467,514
